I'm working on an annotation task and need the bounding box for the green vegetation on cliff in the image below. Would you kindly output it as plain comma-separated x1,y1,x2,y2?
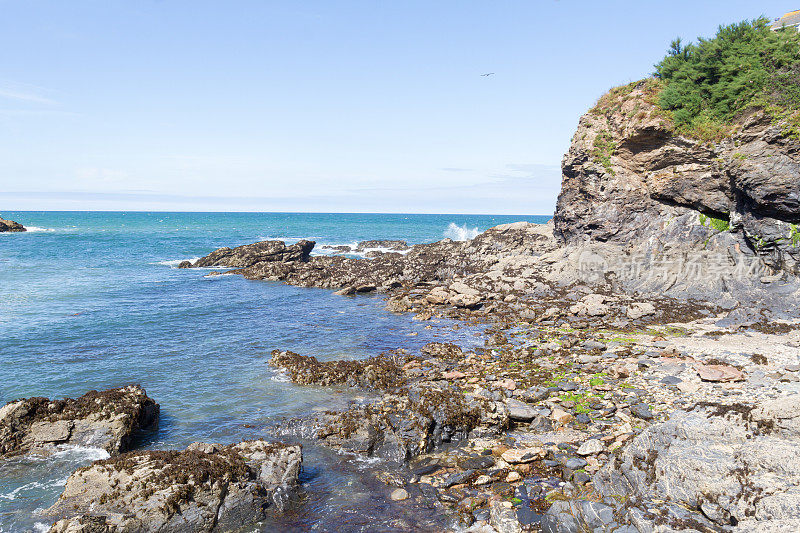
654,17,800,140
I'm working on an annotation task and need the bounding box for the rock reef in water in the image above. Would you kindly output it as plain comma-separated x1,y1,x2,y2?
0,385,159,458
269,349,406,389
179,239,315,269
0,216,26,232
46,440,302,532
183,221,555,294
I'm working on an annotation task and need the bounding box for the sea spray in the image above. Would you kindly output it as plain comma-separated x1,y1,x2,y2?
443,223,479,241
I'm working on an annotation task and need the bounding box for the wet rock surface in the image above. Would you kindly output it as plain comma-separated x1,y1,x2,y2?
0,216,26,232
46,440,302,532
0,386,159,458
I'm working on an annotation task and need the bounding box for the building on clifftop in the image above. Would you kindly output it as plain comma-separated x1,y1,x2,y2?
771,10,800,31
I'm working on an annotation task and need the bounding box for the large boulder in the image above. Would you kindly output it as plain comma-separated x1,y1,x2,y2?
0,216,25,232
46,440,302,532
0,386,159,458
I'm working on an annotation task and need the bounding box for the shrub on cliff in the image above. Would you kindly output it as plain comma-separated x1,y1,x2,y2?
654,17,800,139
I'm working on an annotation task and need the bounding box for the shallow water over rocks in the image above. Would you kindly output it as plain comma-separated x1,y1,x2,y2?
0,212,545,532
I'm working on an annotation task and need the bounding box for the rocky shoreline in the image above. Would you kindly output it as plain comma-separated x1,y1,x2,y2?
5,80,800,532
168,214,800,531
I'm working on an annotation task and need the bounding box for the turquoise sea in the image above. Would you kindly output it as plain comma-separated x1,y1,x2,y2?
0,211,550,532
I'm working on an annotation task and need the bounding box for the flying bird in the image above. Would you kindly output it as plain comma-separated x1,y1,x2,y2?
481,72,495,77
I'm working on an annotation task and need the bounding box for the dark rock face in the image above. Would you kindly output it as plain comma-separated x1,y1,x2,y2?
181,239,315,269
0,386,159,458
47,440,302,532
554,81,800,275
0,216,25,232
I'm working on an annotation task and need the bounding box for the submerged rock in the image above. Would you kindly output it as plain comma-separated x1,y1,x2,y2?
47,440,302,532
275,385,500,464
0,216,25,232
0,386,159,458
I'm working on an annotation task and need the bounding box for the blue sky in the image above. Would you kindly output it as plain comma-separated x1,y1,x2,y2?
0,1,793,214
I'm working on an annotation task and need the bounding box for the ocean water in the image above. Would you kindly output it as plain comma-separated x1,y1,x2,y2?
0,211,549,532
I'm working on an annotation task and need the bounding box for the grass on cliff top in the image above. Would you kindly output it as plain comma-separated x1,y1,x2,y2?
592,18,800,142
655,17,800,141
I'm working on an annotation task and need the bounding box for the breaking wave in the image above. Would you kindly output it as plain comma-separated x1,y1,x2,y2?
443,223,479,241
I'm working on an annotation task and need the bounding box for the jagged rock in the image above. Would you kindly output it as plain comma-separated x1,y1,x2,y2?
0,216,25,232
541,500,627,533
490,500,522,533
47,440,302,532
0,386,159,458
184,222,557,295
576,438,604,456
569,294,609,317
184,239,315,269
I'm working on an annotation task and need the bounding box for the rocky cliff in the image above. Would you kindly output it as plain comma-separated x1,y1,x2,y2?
552,80,800,311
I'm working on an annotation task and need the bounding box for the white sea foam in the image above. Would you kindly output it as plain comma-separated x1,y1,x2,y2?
443,222,479,241
52,444,110,461
270,370,291,383
23,226,55,233
312,242,411,258
33,524,50,533
154,257,201,268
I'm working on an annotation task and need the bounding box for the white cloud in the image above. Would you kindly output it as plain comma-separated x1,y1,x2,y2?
0,84,57,106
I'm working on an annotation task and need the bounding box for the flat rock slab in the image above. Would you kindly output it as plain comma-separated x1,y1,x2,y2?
696,363,745,382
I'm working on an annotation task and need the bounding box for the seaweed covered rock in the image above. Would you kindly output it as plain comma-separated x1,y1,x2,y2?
269,350,405,390
420,342,463,361
355,240,410,252
0,216,25,232
275,385,502,464
0,386,159,458
47,440,302,532
182,239,315,269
